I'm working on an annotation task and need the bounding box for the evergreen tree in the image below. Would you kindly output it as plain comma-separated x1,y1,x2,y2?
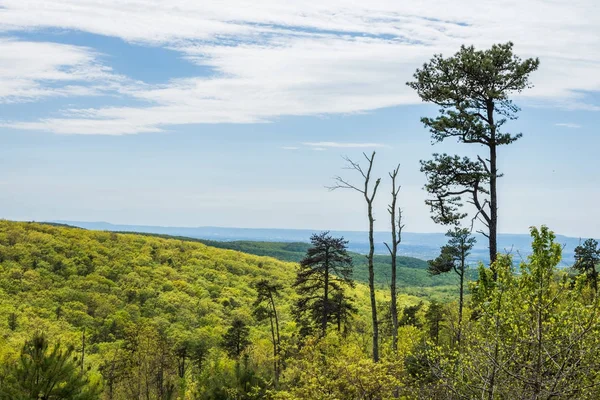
7,313,17,332
222,318,251,359
384,164,404,354
399,303,423,328
293,232,354,337
0,333,99,400
574,238,600,294
424,301,444,345
331,289,357,334
428,227,475,343
253,279,283,387
407,42,539,270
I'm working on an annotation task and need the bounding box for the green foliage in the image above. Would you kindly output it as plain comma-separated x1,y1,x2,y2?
222,319,251,359
5,220,599,399
0,332,100,400
428,228,475,276
7,313,16,332
425,226,600,399
407,42,540,146
276,333,401,400
150,235,442,290
408,42,540,265
0,220,302,398
574,238,600,292
293,232,355,336
424,301,444,344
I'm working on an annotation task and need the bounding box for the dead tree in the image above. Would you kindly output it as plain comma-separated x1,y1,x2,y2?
329,151,381,362
384,165,404,354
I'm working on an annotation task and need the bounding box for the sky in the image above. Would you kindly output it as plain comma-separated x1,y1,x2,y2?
0,0,599,237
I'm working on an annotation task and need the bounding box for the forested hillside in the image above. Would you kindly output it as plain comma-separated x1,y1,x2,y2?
3,221,600,399
124,233,456,290
0,220,423,399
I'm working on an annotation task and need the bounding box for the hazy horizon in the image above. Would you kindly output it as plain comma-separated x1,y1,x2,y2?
39,219,597,240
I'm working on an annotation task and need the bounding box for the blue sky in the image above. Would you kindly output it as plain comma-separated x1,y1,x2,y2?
1,1,599,237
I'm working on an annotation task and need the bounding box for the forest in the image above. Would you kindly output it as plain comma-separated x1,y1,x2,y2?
2,42,600,399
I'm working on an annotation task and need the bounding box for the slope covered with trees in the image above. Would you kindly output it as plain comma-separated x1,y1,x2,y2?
118,233,454,290
0,220,423,399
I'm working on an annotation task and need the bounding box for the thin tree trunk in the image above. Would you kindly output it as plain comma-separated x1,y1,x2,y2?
322,248,330,337
329,151,380,362
390,248,398,353
81,328,85,373
487,286,504,400
490,143,498,271
268,315,278,388
487,101,498,273
367,199,379,362
458,269,464,345
268,291,281,386
385,166,402,355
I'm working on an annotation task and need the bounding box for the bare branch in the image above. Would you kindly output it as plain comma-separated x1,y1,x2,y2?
327,176,364,193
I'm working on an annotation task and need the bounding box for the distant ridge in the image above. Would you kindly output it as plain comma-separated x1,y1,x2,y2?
49,220,588,266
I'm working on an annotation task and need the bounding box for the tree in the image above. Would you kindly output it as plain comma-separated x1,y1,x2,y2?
190,339,209,374
574,238,600,294
279,334,401,400
428,227,475,343
253,279,283,387
329,151,382,362
399,303,423,328
430,227,600,399
0,332,100,400
7,313,17,332
293,232,354,337
222,318,251,360
407,42,539,270
424,301,444,345
331,289,358,334
384,164,404,353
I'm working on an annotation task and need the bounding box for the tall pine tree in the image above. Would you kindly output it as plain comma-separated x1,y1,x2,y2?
293,232,354,337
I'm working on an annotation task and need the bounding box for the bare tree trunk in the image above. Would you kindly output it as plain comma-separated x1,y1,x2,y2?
329,151,381,362
385,165,403,355
367,198,379,362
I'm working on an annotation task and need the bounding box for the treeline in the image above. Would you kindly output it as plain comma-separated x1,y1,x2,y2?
111,233,446,290
0,220,423,399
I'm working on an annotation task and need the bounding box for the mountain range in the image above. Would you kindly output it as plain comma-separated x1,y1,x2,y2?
50,221,591,267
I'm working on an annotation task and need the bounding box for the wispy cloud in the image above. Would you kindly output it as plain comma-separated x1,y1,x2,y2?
282,146,299,150
0,38,126,104
555,122,582,129
0,0,599,134
303,142,389,148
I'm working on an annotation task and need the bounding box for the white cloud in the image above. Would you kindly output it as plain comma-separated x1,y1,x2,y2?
555,122,582,129
0,0,599,134
0,38,128,104
303,141,389,148
312,147,327,151
282,146,299,150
